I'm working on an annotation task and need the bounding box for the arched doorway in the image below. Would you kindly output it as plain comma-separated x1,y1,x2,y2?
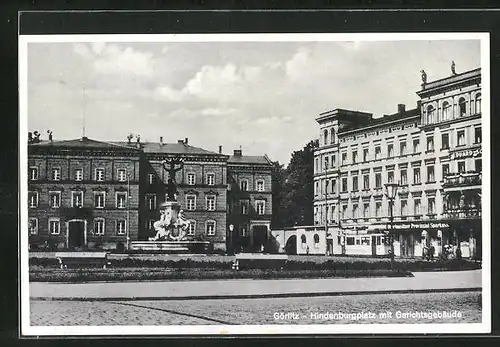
67,220,86,250
284,235,297,255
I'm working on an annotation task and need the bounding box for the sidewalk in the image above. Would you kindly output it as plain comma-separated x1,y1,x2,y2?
30,270,482,301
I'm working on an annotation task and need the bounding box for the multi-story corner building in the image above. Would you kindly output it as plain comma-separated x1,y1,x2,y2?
28,137,141,251
227,149,273,253
313,67,482,259
27,136,273,253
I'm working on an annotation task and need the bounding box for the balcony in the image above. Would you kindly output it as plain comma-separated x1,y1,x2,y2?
443,171,481,190
444,207,481,220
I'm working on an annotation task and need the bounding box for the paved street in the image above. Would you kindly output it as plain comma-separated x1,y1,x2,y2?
30,270,482,300
30,291,481,326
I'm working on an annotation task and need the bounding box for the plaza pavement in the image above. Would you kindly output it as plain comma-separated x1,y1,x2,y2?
30,269,482,301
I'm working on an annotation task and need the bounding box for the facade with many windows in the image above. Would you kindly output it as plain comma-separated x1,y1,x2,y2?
313,67,482,259
28,137,272,253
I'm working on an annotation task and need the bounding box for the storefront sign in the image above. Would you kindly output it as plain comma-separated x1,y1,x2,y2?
450,148,481,160
367,222,450,231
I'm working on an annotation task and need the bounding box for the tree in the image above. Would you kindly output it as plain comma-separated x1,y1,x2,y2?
271,140,317,228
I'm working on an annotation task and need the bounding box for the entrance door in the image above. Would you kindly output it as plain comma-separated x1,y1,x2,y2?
371,236,377,256
252,226,268,252
68,221,85,249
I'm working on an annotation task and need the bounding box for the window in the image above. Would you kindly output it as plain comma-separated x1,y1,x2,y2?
92,191,105,208
375,202,382,217
342,152,347,165
188,173,196,185
331,179,336,193
383,172,392,186
314,234,320,245
387,144,394,157
375,173,382,188
413,139,420,153
240,200,249,214
148,173,155,185
323,129,328,145
331,154,336,165
346,237,355,246
414,199,421,215
324,156,330,169
301,234,307,244
186,195,196,211
239,179,248,191
427,105,435,124
427,166,435,183
256,200,265,215
206,173,215,186
442,164,450,178
352,204,359,219
75,168,83,181
352,176,358,191
206,220,216,236
206,195,216,211
341,205,347,219
29,218,38,235
315,158,319,172
352,151,358,164
475,159,482,172
428,198,436,215
458,161,466,174
116,192,127,209
363,203,370,218
187,221,196,236
240,224,248,236
441,133,449,150
401,200,408,216
116,220,126,235
330,128,335,144
400,169,407,185
28,191,38,208
459,98,467,116
413,168,421,184
363,148,369,162
341,177,348,192
72,191,83,208
51,168,61,181
117,169,127,182
361,237,370,246
148,219,155,231
49,192,61,208
315,181,319,195
29,167,38,180
49,218,60,235
400,141,407,155
146,194,156,210
94,218,105,235
363,175,370,190
475,93,481,114
426,136,434,151
375,146,381,160
474,127,482,144
95,168,104,182
442,101,451,121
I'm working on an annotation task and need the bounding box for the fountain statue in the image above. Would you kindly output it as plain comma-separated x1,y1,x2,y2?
149,157,191,241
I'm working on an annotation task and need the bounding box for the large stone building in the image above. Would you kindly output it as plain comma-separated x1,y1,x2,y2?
313,66,482,259
27,136,272,253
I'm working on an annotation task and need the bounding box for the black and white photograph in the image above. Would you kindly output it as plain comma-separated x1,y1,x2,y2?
19,33,490,335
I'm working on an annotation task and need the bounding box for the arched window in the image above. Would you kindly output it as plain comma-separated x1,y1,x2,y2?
459,97,467,117
426,105,435,124
330,128,335,144
442,101,451,121
314,234,320,244
323,130,328,146
475,93,481,114
301,234,307,244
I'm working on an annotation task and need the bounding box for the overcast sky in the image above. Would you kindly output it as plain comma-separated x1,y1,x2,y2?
27,39,480,165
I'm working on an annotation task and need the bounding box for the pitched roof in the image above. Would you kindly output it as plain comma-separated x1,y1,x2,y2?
339,108,420,133
113,141,224,156
228,155,271,165
29,137,141,151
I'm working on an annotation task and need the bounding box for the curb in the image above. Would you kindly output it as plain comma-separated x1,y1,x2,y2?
30,286,482,302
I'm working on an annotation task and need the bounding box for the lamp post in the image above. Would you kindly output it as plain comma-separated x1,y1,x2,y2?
228,224,234,255
385,182,399,261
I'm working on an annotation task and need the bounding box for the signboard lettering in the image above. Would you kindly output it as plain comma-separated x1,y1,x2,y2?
450,148,481,160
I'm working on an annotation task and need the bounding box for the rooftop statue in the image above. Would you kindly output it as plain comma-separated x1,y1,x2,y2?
451,61,457,75
420,70,427,84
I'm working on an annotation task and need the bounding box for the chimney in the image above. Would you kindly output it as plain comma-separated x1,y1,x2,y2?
397,104,406,114
177,139,184,144
219,145,222,154
184,137,188,145
234,149,242,156
160,136,163,146
47,130,53,142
